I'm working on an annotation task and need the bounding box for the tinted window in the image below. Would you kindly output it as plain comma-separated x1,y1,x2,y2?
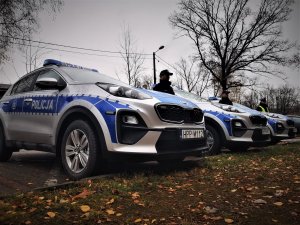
11,73,38,95
33,70,65,91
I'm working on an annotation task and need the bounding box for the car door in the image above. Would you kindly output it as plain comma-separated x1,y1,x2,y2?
21,69,66,144
1,72,39,142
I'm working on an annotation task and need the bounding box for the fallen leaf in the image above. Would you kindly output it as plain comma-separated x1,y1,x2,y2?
29,208,37,213
134,218,142,223
59,199,69,204
47,212,55,218
253,199,267,204
211,216,223,221
204,206,218,214
116,213,122,217
106,198,115,205
80,205,90,212
273,202,283,206
106,209,115,215
131,192,140,199
25,221,31,225
72,189,95,201
225,218,234,224
231,189,237,193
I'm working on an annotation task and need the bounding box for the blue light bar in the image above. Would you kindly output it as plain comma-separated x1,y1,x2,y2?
43,59,98,72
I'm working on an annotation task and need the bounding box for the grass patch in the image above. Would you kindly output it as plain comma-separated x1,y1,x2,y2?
1,142,300,224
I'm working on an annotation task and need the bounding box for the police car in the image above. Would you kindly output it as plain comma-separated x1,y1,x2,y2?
174,90,270,155
226,103,297,143
263,113,297,143
0,59,208,179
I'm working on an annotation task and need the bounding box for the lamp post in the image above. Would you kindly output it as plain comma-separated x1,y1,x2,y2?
153,45,164,84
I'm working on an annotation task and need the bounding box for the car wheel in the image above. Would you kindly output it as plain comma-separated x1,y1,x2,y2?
0,126,12,162
205,124,222,155
270,135,281,145
60,120,102,180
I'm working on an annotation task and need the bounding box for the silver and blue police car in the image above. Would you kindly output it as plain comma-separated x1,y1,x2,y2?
175,90,270,155
0,59,208,179
258,113,296,143
227,103,297,143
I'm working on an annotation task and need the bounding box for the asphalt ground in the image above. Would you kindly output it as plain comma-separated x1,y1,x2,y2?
0,137,299,197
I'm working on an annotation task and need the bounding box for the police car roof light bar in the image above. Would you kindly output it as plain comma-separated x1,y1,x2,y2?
43,59,98,72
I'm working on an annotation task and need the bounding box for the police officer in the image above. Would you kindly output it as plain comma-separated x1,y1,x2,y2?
219,90,233,105
256,97,269,112
153,69,175,95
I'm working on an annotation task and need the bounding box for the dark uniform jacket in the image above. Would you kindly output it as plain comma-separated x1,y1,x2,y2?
219,97,233,105
153,80,175,95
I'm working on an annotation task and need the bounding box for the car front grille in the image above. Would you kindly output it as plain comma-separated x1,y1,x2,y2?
155,104,203,124
249,115,268,126
286,119,295,126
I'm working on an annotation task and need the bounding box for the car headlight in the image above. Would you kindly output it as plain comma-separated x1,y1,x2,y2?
214,104,244,113
97,83,152,100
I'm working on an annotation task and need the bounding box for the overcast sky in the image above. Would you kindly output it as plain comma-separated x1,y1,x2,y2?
1,0,299,94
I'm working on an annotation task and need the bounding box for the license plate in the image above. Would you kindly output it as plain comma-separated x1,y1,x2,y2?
293,128,298,133
181,129,205,139
262,127,270,135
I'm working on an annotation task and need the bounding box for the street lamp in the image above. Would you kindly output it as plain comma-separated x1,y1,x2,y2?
153,45,164,84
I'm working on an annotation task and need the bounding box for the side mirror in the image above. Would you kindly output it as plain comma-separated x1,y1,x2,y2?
36,77,66,90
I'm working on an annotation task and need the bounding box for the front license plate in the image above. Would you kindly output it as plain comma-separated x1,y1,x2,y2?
181,129,205,140
262,128,270,135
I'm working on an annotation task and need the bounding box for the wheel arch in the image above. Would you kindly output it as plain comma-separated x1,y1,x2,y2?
205,117,226,144
55,106,108,156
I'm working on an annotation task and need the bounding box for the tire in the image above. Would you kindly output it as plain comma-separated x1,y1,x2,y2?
60,120,102,180
270,135,281,145
0,125,12,162
205,124,222,155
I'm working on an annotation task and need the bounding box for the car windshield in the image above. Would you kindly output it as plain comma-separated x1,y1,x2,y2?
174,90,207,102
61,67,126,86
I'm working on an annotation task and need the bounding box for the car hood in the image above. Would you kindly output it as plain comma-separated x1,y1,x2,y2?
141,90,199,109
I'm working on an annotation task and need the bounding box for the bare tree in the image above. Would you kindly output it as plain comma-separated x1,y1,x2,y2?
170,0,295,91
0,0,62,64
175,57,210,96
289,44,300,69
119,25,145,87
21,41,50,73
242,84,300,114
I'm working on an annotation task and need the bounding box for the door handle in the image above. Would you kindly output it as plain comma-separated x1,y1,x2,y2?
2,101,9,105
24,98,33,103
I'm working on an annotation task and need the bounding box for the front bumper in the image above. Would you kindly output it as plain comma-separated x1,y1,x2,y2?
107,126,208,160
226,126,271,146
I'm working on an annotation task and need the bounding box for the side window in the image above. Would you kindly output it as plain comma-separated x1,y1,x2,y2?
33,70,65,91
11,73,39,95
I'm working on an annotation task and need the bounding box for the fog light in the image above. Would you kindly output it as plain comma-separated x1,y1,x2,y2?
122,115,138,125
277,123,283,128
233,121,243,127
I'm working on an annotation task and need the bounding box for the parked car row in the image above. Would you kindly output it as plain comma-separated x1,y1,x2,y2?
0,59,297,179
